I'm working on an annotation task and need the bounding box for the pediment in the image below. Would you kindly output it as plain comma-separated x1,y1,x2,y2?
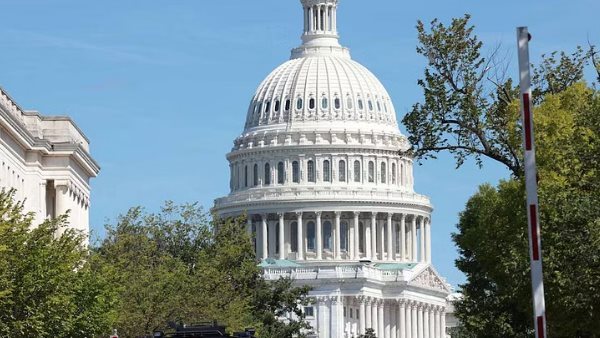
408,266,451,293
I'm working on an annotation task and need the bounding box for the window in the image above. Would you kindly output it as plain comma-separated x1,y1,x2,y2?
347,96,353,109
343,306,347,317
274,100,280,112
253,164,259,186
291,222,298,252
292,161,300,183
359,222,365,253
350,308,353,318
323,221,332,250
339,160,346,182
334,97,341,109
358,98,364,110
384,102,388,113
307,160,316,183
309,97,316,110
356,309,360,320
296,97,303,110
377,100,382,112
244,165,248,187
341,221,348,251
392,163,397,184
304,306,314,318
264,163,271,185
381,162,386,184
307,221,315,251
368,100,374,111
323,160,331,182
368,161,375,182
278,162,285,184
321,96,328,109
354,160,361,182
265,100,271,113
275,223,280,254
285,99,291,111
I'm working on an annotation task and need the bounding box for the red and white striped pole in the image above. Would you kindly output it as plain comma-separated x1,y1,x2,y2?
517,27,547,338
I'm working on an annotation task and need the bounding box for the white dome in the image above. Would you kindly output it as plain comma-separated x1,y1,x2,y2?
244,55,400,135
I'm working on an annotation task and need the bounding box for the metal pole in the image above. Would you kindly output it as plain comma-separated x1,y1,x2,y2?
517,27,547,338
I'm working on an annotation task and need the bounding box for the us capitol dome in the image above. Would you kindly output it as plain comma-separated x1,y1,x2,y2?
214,0,451,337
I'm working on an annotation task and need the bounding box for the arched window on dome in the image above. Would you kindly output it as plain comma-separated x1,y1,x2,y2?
347,96,353,109
334,97,341,110
292,161,300,183
323,160,331,182
244,165,248,187
274,100,280,113
285,99,291,112
265,101,271,113
339,160,346,182
277,162,285,184
384,102,388,113
291,222,298,252
307,221,316,251
309,97,316,110
341,221,349,252
358,98,364,110
253,164,259,186
377,100,382,112
323,221,332,250
354,160,361,182
392,163,397,185
381,162,386,184
321,96,328,109
368,100,374,111
307,160,316,183
264,163,271,185
368,161,375,183
359,222,365,253
296,97,303,110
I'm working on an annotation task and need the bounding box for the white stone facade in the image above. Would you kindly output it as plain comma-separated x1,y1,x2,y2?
0,87,99,238
214,1,451,337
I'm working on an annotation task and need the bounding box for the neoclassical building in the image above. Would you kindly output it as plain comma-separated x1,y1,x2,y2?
0,87,99,238
213,1,451,337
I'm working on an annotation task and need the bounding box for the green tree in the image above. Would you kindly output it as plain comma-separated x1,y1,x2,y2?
0,189,115,338
96,203,313,338
358,328,378,338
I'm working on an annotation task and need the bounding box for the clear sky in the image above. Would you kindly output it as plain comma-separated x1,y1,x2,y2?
1,0,598,288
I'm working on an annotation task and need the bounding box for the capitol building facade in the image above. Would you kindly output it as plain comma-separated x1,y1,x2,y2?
214,0,451,337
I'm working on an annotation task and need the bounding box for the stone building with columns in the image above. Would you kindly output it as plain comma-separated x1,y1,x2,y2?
213,0,451,337
0,87,99,238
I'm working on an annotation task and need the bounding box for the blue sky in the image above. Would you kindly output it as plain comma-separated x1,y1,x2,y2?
1,0,598,288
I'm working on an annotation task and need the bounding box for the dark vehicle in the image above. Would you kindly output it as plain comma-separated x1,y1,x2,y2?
152,322,256,338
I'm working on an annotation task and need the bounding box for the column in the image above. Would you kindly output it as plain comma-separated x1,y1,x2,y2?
384,302,391,338
405,302,412,338
377,301,384,338
391,302,397,338
316,5,321,31
316,212,323,260
278,213,285,260
424,306,430,338
359,298,366,334
334,212,341,260
417,304,424,338
330,296,338,338
399,301,406,338
411,302,417,338
297,212,304,260
268,221,276,258
419,217,426,262
371,300,378,336
411,216,418,261
429,307,435,338
365,298,372,332
426,218,432,263
318,298,327,338
400,214,406,262
261,214,268,260
440,307,446,338
365,218,372,260
370,213,377,260
379,220,385,261
308,6,314,32
387,213,393,261
55,184,69,218
354,212,360,259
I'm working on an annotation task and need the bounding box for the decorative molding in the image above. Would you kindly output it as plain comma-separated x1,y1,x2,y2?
409,267,451,293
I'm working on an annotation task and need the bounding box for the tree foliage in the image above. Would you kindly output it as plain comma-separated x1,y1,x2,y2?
358,328,378,338
0,189,115,338
95,203,312,338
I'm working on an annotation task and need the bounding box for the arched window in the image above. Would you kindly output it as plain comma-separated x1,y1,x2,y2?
368,161,375,183
285,99,291,111
377,101,382,112
274,100,280,112
265,100,271,113
309,97,316,110
354,160,361,182
296,97,303,110
264,163,271,185
244,165,248,187
358,98,364,110
339,160,346,182
368,100,374,111
323,221,332,250
347,96,353,109
384,102,388,113
307,221,316,251
392,163,397,185
321,96,328,109
381,162,386,184
292,161,300,183
340,221,349,252
278,162,285,184
291,222,298,252
253,164,259,186
359,222,365,253
323,160,331,182
307,160,316,183
334,97,341,109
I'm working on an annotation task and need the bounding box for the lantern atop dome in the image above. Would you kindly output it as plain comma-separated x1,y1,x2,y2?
292,0,348,59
